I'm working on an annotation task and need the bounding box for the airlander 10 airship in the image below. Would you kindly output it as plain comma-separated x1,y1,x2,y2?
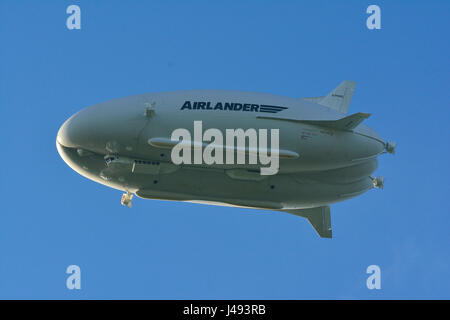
56,81,395,238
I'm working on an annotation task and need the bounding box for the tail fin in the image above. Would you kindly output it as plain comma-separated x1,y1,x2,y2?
281,206,332,238
296,112,371,131
302,81,356,114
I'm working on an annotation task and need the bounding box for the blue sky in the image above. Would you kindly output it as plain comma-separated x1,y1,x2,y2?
0,0,448,299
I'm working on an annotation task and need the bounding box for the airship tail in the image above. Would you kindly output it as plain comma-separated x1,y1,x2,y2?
302,80,356,114
296,112,371,131
282,206,332,238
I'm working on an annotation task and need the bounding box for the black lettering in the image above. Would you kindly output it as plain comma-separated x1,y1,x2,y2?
182,101,269,112
181,101,192,110
234,103,242,111
224,103,234,111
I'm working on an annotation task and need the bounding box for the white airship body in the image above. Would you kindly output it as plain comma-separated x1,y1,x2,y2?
57,81,395,238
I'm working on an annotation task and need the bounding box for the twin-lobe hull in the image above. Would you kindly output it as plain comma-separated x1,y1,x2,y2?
57,142,376,210
57,84,393,237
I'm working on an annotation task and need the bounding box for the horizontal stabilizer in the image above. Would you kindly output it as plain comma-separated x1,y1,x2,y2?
297,112,370,131
302,81,356,114
281,206,332,238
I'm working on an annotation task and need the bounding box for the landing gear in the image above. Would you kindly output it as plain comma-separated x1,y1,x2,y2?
121,191,133,208
372,176,384,189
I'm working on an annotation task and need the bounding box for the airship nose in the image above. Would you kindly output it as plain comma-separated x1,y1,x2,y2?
56,110,100,171
56,108,106,152
56,113,79,148
56,96,148,157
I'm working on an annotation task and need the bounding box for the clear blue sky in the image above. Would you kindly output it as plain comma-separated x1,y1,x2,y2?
0,0,448,299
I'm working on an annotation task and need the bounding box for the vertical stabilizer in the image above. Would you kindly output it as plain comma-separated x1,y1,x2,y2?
281,206,332,238
302,81,356,114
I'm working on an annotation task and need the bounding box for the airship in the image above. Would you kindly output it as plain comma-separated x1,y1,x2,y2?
56,81,395,238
